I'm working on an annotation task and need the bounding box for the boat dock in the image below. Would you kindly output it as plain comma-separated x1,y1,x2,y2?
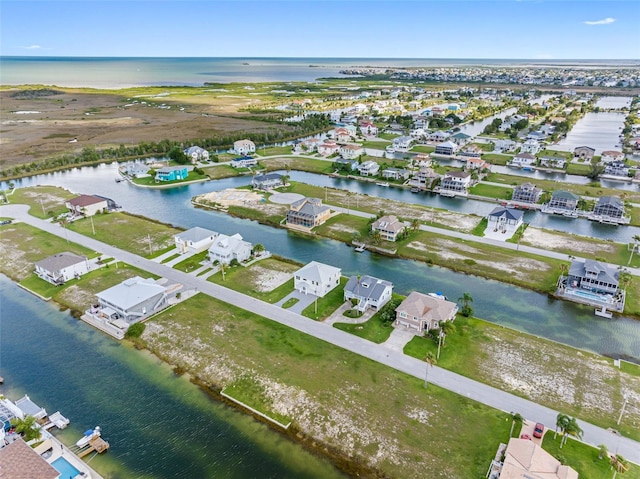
77,436,110,458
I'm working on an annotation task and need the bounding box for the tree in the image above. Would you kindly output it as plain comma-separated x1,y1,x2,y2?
628,234,640,265
458,292,473,317
509,412,524,437
423,351,436,388
411,218,421,232
587,161,605,179
560,416,582,448
598,444,609,460
11,415,41,442
610,454,629,479
281,174,290,187
253,243,265,256
371,229,382,245
168,146,189,164
555,413,570,439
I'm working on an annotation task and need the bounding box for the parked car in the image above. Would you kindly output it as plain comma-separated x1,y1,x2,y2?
533,423,544,438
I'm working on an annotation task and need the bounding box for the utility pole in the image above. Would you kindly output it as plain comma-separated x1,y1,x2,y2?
147,234,152,256
617,394,629,425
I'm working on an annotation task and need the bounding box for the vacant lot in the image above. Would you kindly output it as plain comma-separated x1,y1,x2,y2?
9,185,76,219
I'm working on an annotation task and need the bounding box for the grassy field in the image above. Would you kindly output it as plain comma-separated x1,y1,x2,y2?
542,434,640,479
132,170,209,186
333,310,395,343
410,145,435,153
261,156,334,175
0,222,96,281
481,153,512,165
403,315,640,442
9,185,76,219
66,212,182,257
142,293,514,478
202,164,239,179
566,162,592,176
469,182,514,200
256,146,292,156
360,140,390,149
302,276,348,320
313,214,372,243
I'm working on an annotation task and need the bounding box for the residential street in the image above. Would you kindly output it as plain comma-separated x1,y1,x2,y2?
2,203,638,464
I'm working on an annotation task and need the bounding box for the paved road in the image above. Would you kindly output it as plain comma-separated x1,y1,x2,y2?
2,203,638,464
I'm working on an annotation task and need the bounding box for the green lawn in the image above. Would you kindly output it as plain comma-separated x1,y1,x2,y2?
542,433,640,479
132,170,208,186
202,164,239,179
143,292,515,479
313,214,371,243
19,274,70,300
469,183,514,200
481,153,512,165
9,185,75,219
261,157,334,175
302,276,348,320
360,141,390,149
256,146,292,156
66,212,182,258
333,310,395,343
566,162,591,176
411,145,435,153
173,251,209,272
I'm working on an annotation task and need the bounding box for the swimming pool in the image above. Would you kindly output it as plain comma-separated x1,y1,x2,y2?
51,456,81,478
567,289,611,303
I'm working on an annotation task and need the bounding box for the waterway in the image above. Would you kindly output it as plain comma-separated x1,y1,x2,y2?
457,107,518,137
3,163,640,362
554,111,627,155
0,275,346,479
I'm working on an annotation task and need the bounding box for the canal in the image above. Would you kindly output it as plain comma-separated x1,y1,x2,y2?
4,163,640,362
0,275,347,479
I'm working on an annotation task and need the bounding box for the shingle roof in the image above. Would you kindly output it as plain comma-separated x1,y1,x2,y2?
35,252,86,272
344,275,392,302
569,259,619,285
0,438,59,479
488,206,524,221
67,195,106,208
295,261,341,284
552,190,579,200
395,291,457,323
175,227,218,243
96,276,166,310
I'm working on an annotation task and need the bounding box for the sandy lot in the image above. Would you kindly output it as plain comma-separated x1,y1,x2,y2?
522,227,618,255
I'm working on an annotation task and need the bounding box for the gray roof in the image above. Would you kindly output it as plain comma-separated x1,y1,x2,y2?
290,198,329,217
15,395,45,418
552,190,579,200
296,261,341,284
569,259,619,285
451,132,471,139
444,170,470,178
0,439,59,479
96,276,166,310
253,173,282,182
488,206,524,221
175,226,218,243
344,275,393,302
35,252,86,272
595,195,624,210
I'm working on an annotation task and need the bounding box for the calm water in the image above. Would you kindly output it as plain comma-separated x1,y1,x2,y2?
0,275,346,479
595,96,634,109
458,108,517,137
554,111,627,155
3,163,640,361
2,57,639,88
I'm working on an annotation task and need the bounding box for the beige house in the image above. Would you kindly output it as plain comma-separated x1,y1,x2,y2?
601,150,624,163
394,291,457,332
233,139,256,155
339,144,364,159
286,197,331,228
497,438,578,479
66,194,108,216
371,215,406,241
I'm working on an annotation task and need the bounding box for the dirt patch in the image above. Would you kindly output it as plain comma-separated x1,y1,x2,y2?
248,264,294,292
196,188,264,207
522,227,617,255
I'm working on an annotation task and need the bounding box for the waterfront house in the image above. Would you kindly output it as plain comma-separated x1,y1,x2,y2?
434,141,457,156
286,197,331,228
359,121,378,136
301,137,322,152
230,156,258,168
465,157,489,171
511,152,536,167
95,276,169,324
251,172,283,190
233,139,256,155
35,252,90,285
494,139,516,152
573,146,595,161
604,160,630,177
339,144,364,159
156,166,188,182
496,438,578,479
410,167,439,190
15,395,48,421
66,194,108,217
174,227,218,254
392,135,413,152
450,132,472,145
0,439,59,479
394,291,458,333
358,161,380,177
334,158,359,171
122,161,150,178
511,182,542,204
538,156,566,169
413,153,432,167
439,171,471,194
459,144,483,158
381,168,410,181
526,130,546,141
593,195,624,220
184,146,209,163
567,259,619,295
208,233,252,265
601,150,624,163
547,190,579,212
293,261,341,297
343,275,393,312
520,139,541,155
332,127,354,143
428,130,450,142
371,215,406,242
318,141,340,157
487,206,524,235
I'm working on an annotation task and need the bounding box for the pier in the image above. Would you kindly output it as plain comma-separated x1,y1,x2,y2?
77,436,110,458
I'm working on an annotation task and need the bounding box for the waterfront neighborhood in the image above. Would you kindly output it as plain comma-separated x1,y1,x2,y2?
2,53,640,479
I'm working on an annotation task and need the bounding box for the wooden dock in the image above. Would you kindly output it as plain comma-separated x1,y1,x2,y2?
77,436,110,458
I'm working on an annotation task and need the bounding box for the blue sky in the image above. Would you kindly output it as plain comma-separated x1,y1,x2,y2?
1,1,638,59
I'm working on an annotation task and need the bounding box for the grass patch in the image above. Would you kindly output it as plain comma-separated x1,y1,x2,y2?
227,204,287,226
620,360,640,377
256,146,292,156
202,164,239,179
132,170,208,186
147,244,178,260
542,433,640,479
173,251,209,272
161,253,180,264
471,218,488,236
333,311,394,344
144,293,514,478
481,153,512,165
262,157,334,175
410,145,435,153
469,183,513,200
313,214,371,243
19,274,67,299
281,297,299,309
66,212,181,258
302,276,348,320
360,141,390,149
10,185,75,219
565,162,591,176
223,376,291,426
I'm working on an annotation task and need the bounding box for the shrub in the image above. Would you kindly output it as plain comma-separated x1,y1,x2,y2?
125,322,146,339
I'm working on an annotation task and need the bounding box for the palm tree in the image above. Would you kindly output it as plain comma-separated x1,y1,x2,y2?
280,174,290,188
554,413,570,439
371,230,382,245
252,243,265,257
458,292,473,317
598,444,609,460
436,320,455,359
509,412,524,437
11,415,41,442
411,218,421,232
560,416,582,448
627,234,640,265
423,351,436,388
610,454,629,479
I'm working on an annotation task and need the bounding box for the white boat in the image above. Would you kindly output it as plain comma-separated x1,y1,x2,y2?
76,426,101,448
385,146,395,153
428,292,448,301
376,182,389,187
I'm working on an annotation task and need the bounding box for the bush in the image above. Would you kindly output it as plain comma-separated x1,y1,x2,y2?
125,322,146,339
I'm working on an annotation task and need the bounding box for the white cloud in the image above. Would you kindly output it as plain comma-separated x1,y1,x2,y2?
584,17,615,25
20,44,43,50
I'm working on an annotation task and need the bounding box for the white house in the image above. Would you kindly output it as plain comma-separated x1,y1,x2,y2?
230,156,258,168
601,150,624,163
208,233,252,265
332,127,354,143
293,261,342,297
486,206,524,239
344,275,393,312
184,146,210,163
174,227,218,254
359,121,378,136
439,171,471,194
392,135,413,152
94,276,169,324
511,152,536,167
34,252,90,285
494,139,517,152
233,139,256,155
520,139,541,155
358,161,380,176
428,130,450,142
318,141,340,157
339,144,364,159
434,141,457,156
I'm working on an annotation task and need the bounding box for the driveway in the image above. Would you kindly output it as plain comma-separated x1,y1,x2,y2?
275,289,317,314
324,301,375,326
382,327,418,352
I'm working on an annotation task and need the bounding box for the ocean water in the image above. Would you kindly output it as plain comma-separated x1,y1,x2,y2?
1,56,638,88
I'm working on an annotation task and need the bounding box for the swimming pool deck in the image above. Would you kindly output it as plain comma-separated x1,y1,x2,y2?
45,434,104,479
